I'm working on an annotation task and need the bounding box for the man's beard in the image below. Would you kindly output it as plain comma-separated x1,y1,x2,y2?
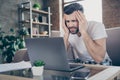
67,27,79,34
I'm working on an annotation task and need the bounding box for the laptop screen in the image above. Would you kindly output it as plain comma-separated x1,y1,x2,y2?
25,37,70,71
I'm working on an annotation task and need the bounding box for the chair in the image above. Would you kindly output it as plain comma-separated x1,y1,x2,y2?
13,48,29,62
106,27,120,66
0,49,31,73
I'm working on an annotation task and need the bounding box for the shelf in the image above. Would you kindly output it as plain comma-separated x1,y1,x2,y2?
21,20,52,26
20,7,52,15
18,2,51,38
32,34,49,37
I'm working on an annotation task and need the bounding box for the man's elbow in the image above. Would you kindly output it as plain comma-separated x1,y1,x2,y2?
95,57,104,63
95,51,106,63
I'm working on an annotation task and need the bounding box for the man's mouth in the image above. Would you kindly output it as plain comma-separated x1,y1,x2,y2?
68,27,79,34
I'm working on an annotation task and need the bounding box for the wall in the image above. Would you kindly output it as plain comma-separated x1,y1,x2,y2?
102,0,120,28
0,0,19,34
1,0,120,32
43,0,61,30
0,0,43,34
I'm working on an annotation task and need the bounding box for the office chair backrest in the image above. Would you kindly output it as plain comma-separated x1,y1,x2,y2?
106,27,120,66
13,48,29,62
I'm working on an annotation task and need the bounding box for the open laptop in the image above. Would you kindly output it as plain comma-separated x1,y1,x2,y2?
25,37,84,72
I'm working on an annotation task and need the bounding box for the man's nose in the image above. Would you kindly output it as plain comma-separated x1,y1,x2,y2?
68,22,73,27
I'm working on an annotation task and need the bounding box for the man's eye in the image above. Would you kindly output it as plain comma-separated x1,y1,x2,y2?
66,21,70,23
72,20,77,22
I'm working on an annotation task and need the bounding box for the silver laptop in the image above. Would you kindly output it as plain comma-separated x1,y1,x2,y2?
25,37,84,72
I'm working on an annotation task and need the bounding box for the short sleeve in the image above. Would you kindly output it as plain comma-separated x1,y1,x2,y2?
88,21,107,40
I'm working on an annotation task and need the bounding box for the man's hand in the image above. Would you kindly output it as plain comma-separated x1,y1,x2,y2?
75,11,88,34
75,11,106,63
62,18,69,36
62,17,70,50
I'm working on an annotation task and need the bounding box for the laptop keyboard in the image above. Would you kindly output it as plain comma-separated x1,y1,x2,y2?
69,65,84,69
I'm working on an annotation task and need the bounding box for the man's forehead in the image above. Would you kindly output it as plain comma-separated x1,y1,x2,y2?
64,13,76,20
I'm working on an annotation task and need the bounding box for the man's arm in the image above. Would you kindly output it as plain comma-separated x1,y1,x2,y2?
62,18,70,51
63,34,70,51
82,30,106,63
75,11,106,63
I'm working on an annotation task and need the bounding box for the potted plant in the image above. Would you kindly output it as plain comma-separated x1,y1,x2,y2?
0,27,28,63
33,3,41,10
32,60,45,76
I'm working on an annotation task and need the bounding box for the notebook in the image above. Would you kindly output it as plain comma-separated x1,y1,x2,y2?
25,37,84,72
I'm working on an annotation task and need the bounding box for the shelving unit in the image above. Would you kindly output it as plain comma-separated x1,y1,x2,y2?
18,1,52,38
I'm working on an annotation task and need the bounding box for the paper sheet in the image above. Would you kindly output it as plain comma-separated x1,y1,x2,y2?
0,61,32,72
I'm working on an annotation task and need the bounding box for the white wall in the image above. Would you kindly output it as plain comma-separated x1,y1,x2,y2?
64,0,103,22
79,0,102,22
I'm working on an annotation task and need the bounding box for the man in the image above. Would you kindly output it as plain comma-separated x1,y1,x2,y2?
62,3,111,65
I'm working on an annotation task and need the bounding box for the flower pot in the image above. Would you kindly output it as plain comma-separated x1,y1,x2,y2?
35,7,40,10
32,66,44,76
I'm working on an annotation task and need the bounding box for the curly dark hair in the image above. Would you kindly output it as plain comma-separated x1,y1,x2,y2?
64,3,84,15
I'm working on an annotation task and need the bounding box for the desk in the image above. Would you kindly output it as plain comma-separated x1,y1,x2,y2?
43,64,120,80
72,63,120,80
0,62,120,80
0,74,35,80
83,64,120,80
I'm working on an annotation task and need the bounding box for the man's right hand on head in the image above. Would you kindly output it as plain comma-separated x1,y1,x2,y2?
62,18,69,37
62,18,70,51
